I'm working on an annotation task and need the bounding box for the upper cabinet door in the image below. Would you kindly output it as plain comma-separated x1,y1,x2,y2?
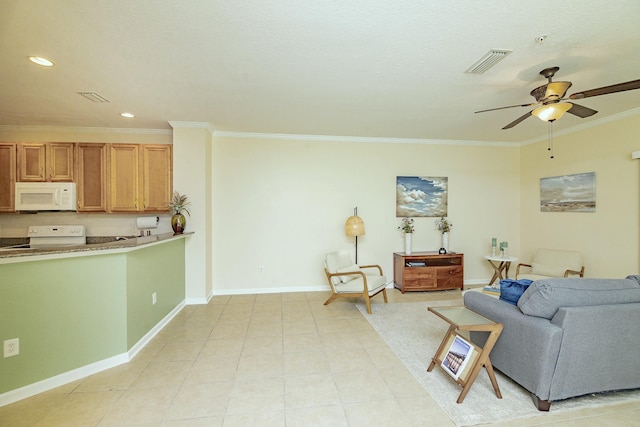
17,142,74,182
0,143,17,212
77,143,108,212
109,144,140,212
142,144,172,212
18,143,46,181
47,143,75,181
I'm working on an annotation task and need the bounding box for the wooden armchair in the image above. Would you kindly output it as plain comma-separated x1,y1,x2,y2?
323,250,388,314
515,249,585,281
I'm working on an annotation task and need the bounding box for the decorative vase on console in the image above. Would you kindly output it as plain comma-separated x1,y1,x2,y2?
441,232,449,254
169,191,191,235
405,233,412,255
398,217,415,255
435,216,453,255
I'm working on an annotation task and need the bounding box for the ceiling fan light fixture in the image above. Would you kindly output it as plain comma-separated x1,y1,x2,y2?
545,81,572,99
532,103,572,122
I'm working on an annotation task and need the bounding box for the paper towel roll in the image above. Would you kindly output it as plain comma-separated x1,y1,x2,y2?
136,216,159,229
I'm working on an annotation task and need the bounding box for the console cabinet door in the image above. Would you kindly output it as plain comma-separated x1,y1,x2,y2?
142,144,172,212
109,144,140,212
77,143,108,212
0,143,17,212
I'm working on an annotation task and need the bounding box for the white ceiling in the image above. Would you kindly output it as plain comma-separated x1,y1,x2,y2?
1,0,640,143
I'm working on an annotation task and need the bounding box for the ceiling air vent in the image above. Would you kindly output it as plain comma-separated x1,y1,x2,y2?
465,49,513,74
77,92,110,103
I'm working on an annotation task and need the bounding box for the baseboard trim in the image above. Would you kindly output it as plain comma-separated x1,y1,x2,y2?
211,285,329,296
0,300,186,408
209,280,483,297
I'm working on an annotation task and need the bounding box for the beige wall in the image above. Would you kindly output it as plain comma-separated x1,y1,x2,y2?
170,123,213,303
520,114,640,277
211,135,521,293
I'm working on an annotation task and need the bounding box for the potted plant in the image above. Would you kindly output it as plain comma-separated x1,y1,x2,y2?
398,217,415,254
169,191,191,235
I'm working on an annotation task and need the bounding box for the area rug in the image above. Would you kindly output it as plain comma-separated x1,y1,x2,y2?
356,301,640,426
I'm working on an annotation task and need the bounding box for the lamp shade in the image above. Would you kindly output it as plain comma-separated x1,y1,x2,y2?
532,102,572,122
345,215,365,237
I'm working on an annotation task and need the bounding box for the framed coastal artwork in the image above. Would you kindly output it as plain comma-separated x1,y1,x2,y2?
540,172,596,212
396,176,448,217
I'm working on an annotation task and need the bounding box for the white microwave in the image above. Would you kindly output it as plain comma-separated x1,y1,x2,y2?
15,182,77,211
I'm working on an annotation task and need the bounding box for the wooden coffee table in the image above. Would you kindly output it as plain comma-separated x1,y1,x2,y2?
427,306,503,403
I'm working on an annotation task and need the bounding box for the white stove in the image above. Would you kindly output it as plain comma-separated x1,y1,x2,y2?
0,225,86,251
28,225,86,248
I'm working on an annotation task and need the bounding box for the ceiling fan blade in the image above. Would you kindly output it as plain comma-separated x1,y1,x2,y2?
566,102,598,118
502,111,532,129
475,103,537,114
569,79,640,99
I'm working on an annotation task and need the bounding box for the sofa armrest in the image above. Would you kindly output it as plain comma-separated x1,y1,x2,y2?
515,263,531,278
464,291,563,401
548,303,640,400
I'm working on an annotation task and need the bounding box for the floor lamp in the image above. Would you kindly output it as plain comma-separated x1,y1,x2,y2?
345,207,365,263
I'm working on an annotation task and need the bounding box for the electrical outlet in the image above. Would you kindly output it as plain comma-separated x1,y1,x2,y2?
3,338,19,358
259,265,264,273
152,292,157,305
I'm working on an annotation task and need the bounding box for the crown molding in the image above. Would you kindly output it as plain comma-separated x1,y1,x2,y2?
212,131,518,147
0,125,171,135
168,121,215,134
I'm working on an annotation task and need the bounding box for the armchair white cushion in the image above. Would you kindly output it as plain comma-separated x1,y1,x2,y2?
516,249,584,281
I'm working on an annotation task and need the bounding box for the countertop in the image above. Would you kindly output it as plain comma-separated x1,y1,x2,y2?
0,232,192,262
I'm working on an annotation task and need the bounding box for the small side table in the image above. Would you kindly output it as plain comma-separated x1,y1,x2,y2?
485,255,518,287
427,306,503,403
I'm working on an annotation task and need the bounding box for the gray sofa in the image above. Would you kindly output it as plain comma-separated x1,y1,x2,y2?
464,276,640,410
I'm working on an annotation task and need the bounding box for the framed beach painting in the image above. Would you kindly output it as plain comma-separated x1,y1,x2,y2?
396,176,448,217
540,172,596,212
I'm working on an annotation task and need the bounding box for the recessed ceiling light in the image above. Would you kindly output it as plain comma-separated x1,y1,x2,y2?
120,112,135,118
28,56,55,67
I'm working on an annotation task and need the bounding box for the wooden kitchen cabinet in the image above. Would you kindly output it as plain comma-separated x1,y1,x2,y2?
0,143,17,212
142,144,172,212
109,144,140,212
18,142,74,182
76,143,108,212
108,144,172,213
393,252,464,293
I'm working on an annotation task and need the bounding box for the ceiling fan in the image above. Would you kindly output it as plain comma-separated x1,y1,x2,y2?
476,66,640,129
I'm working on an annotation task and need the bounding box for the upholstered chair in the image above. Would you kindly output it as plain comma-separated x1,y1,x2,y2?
323,250,389,314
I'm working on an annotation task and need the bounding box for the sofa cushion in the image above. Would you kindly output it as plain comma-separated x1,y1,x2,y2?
499,279,533,305
518,278,640,319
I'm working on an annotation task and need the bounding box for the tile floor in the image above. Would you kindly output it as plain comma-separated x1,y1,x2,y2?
1,289,639,426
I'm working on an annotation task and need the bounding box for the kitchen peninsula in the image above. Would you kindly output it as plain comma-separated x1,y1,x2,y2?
0,233,189,405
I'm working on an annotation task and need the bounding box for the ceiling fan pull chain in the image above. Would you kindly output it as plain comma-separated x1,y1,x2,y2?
548,121,555,159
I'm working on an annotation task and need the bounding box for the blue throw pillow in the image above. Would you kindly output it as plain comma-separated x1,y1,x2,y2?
499,279,533,305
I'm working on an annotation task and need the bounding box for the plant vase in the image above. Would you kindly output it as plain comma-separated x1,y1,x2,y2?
439,232,449,254
171,213,186,235
404,233,412,255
